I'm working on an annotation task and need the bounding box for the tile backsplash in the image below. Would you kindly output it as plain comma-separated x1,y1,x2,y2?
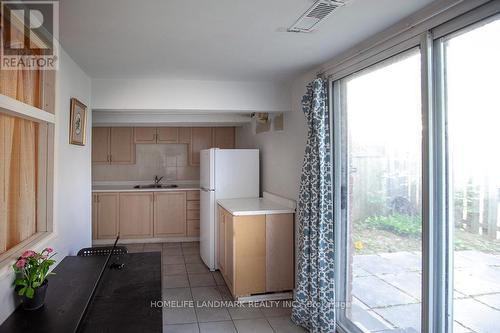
92,144,199,182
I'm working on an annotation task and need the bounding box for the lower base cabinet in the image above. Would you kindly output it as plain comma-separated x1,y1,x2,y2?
218,206,294,298
154,192,186,236
93,193,119,239
119,192,154,238
92,190,200,240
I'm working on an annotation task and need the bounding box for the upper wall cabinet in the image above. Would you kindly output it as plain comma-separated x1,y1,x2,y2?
134,127,179,144
134,127,157,143
92,127,111,164
157,128,178,143
94,126,235,166
212,127,235,149
92,127,135,165
110,128,135,164
190,127,213,166
178,128,191,144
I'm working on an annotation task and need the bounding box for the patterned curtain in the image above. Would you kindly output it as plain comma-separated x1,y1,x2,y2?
292,78,335,333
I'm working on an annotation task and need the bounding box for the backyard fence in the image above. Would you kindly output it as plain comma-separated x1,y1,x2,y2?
350,153,500,240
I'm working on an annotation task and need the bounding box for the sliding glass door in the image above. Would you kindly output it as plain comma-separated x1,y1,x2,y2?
335,12,500,333
443,17,500,333
337,49,423,333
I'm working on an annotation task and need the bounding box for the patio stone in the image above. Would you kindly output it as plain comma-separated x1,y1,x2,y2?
454,266,500,296
349,303,392,332
453,290,468,299
453,321,473,333
353,276,417,308
354,255,406,275
373,303,421,332
375,329,419,333
379,251,422,272
474,293,500,310
353,265,371,277
454,298,500,333
454,253,476,269
456,250,500,267
378,272,421,300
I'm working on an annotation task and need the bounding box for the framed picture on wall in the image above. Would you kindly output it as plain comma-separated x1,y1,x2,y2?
69,98,87,146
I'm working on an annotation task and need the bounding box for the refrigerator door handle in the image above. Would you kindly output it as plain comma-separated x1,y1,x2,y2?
201,187,214,192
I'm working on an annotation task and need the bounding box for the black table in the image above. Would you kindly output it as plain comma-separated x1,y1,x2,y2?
0,252,162,333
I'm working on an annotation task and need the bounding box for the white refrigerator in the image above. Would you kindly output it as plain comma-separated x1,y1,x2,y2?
199,148,259,271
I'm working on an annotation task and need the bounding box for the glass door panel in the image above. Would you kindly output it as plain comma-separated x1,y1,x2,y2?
340,49,422,332
444,17,500,333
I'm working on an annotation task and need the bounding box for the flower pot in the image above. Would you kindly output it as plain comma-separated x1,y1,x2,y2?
21,280,48,310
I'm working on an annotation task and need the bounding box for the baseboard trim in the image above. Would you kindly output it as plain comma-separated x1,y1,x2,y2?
236,292,293,303
92,237,200,245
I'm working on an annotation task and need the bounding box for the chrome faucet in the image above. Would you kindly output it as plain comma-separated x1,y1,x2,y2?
154,176,164,185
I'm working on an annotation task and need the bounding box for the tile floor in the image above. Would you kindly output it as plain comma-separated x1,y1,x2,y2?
125,242,308,333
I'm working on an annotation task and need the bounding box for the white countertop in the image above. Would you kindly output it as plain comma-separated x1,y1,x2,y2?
92,183,200,192
217,197,295,216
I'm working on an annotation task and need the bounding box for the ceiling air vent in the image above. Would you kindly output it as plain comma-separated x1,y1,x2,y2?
288,0,346,33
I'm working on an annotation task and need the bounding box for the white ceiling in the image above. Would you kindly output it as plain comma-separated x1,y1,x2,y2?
59,0,435,81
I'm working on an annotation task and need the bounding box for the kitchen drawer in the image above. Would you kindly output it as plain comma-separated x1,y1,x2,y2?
187,201,200,210
187,219,200,237
187,210,200,220
187,191,200,201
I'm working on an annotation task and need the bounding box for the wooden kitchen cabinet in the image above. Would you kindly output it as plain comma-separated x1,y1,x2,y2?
92,194,98,240
93,190,201,241
92,127,110,164
265,214,294,292
110,128,135,164
157,128,178,143
186,190,200,237
92,127,135,164
134,127,179,144
190,127,213,166
93,192,119,239
218,208,226,273
178,127,191,144
134,127,157,143
217,206,294,298
212,127,235,149
154,192,186,236
187,220,200,237
119,192,153,238
186,190,200,201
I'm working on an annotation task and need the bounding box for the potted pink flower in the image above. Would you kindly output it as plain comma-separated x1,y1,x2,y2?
12,248,56,310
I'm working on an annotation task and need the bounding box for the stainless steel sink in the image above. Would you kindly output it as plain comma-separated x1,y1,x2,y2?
133,184,178,189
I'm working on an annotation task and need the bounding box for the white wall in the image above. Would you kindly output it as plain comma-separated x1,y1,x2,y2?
236,71,315,202
91,79,291,113
0,49,92,323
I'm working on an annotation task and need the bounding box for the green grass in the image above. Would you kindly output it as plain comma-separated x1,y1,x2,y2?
364,214,422,238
